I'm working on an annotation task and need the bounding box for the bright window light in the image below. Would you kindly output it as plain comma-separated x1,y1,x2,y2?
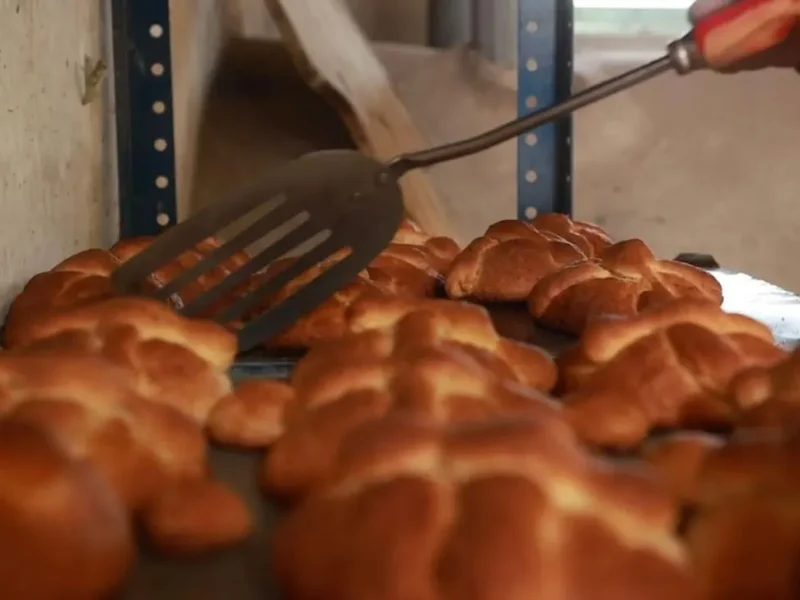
573,0,692,7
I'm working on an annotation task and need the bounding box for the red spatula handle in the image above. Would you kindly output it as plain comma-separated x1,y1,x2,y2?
691,0,798,66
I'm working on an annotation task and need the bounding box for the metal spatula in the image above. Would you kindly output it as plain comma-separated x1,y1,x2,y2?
111,30,711,352
111,153,405,351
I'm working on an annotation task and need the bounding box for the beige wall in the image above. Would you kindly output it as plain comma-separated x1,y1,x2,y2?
0,0,111,313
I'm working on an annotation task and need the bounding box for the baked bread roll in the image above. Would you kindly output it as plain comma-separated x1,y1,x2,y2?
445,218,589,301
263,343,562,501
688,490,800,600
207,379,296,448
371,218,460,287
677,430,800,600
528,238,724,334
4,236,249,348
0,351,207,510
251,252,391,350
140,479,254,556
0,420,134,600
389,218,461,271
720,348,800,432
273,415,695,600
4,297,237,423
342,296,558,390
528,212,613,255
557,300,785,449
640,432,726,503
253,221,460,349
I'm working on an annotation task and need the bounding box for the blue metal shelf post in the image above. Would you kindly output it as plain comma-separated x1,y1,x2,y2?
111,0,178,239
517,0,574,220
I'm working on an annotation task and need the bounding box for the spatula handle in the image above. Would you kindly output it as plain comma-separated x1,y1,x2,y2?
388,55,673,177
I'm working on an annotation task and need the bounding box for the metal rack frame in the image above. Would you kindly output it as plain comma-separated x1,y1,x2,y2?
517,0,574,220
111,0,178,239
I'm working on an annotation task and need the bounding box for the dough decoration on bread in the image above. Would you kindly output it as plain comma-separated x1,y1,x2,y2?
445,215,608,302
722,348,800,432
528,238,724,335
3,235,250,348
263,343,562,501
0,297,256,557
4,297,238,423
557,300,786,448
262,296,559,501
272,416,695,600
343,296,558,390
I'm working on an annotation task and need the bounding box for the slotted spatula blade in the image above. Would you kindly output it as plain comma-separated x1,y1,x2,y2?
110,150,404,351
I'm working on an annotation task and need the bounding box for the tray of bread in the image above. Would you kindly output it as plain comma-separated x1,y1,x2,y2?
2,214,800,599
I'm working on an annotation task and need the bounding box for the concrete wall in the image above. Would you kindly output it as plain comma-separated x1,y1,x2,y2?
573,36,800,292
0,0,112,313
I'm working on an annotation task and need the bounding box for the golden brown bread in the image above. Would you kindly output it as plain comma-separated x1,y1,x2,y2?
640,432,726,502
4,297,237,423
718,348,800,433
673,430,800,600
342,296,558,390
556,300,785,448
0,339,257,557
252,252,391,350
140,479,255,556
528,212,614,256
263,344,562,501
253,221,460,349
4,236,250,348
375,217,460,279
389,218,461,271
260,297,556,502
272,415,695,600
445,218,588,301
0,351,209,511
207,379,296,448
635,397,800,600
0,420,134,599
687,491,800,600
528,239,724,334
364,243,446,297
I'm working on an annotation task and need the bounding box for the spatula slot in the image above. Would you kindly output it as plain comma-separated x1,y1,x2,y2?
204,234,345,325
234,248,364,352
153,205,311,303
179,224,334,319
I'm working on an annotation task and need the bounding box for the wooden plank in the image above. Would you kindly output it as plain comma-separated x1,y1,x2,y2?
263,0,459,242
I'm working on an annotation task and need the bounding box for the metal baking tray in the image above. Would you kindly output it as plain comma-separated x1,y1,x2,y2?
122,268,800,598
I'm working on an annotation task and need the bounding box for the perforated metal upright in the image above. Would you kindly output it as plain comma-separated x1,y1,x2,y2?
517,0,574,220
111,0,178,239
